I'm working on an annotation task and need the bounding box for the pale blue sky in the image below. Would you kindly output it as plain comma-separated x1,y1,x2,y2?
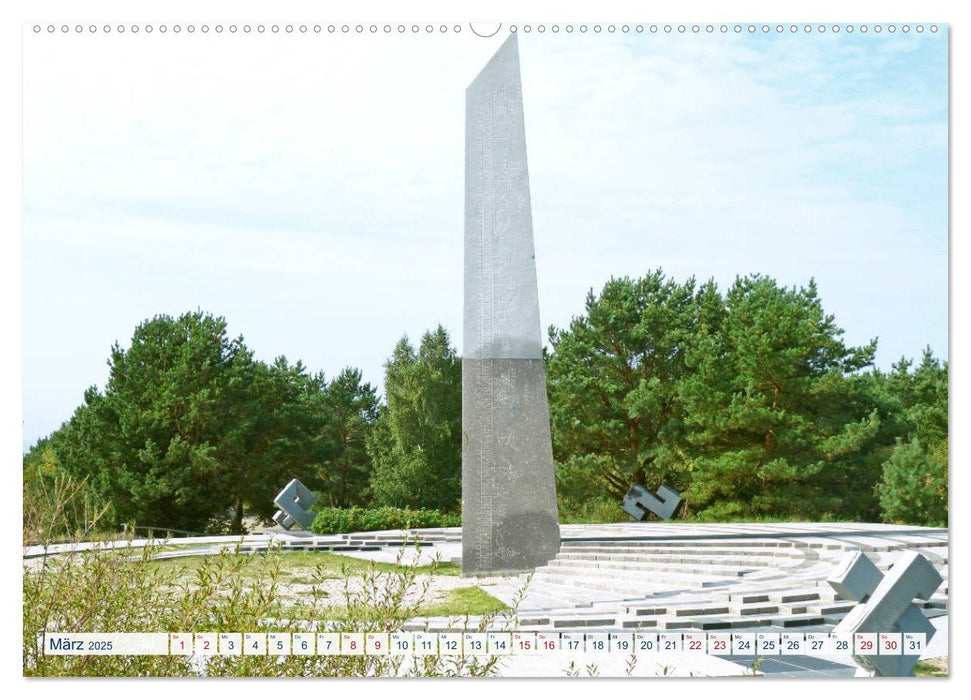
22,26,948,450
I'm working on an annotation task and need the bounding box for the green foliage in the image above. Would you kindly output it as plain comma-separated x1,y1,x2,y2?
872,350,948,527
913,658,948,677
311,506,461,534
22,436,59,487
23,438,99,543
416,586,509,618
25,272,948,530
25,539,195,676
22,471,104,546
877,438,948,526
547,270,946,524
49,311,332,533
547,272,699,495
553,454,629,523
318,367,379,507
25,541,500,678
367,326,462,512
681,275,880,519
219,356,333,529
24,481,506,677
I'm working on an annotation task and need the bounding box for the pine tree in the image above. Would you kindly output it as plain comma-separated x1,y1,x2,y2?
367,326,462,512
546,271,700,514
318,367,379,507
680,275,879,519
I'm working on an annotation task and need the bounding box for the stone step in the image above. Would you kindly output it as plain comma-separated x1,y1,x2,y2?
552,553,793,568
562,540,807,549
537,562,746,583
551,615,619,629
653,618,704,631
806,602,857,615
515,615,554,626
530,572,680,597
625,600,791,619
544,559,761,578
767,589,824,603
669,604,732,617
740,583,848,603
619,609,830,631
721,586,838,603
772,613,826,628
730,603,781,616
285,543,383,552
723,591,769,604
531,573,741,598
560,544,809,556
483,580,598,611
556,549,807,562
519,579,651,605
624,605,670,617
581,541,945,558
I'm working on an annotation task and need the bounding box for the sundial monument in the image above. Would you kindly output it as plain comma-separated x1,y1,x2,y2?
462,33,561,575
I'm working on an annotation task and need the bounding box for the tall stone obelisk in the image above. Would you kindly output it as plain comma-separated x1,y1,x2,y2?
462,34,560,576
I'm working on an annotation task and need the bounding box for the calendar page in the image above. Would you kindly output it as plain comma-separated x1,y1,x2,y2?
17,0,951,685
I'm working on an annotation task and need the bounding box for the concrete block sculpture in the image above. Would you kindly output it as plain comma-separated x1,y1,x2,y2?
272,478,317,531
828,551,941,676
622,484,682,521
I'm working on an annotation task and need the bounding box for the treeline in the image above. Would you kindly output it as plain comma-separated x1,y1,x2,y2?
547,272,947,525
22,314,462,535
23,270,947,535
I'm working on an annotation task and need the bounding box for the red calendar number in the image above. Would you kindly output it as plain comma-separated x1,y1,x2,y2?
860,640,873,651
713,640,727,651
689,640,702,650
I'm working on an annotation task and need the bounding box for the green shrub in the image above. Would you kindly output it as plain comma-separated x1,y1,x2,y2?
310,507,461,535
878,438,948,527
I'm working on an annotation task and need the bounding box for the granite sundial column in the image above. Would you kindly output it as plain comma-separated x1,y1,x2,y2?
462,33,561,575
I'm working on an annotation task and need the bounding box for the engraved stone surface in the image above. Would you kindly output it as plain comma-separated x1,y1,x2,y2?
272,478,317,531
462,34,560,575
828,551,941,676
621,484,683,521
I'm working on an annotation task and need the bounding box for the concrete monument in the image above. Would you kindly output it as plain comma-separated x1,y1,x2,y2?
828,551,941,676
622,484,682,521
462,33,560,575
272,478,317,531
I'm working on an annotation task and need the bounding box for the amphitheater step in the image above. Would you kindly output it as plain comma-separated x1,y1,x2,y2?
531,571,705,594
539,561,752,581
554,552,789,567
806,602,857,615
767,589,824,603
550,616,619,629
730,603,780,616
772,613,826,628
